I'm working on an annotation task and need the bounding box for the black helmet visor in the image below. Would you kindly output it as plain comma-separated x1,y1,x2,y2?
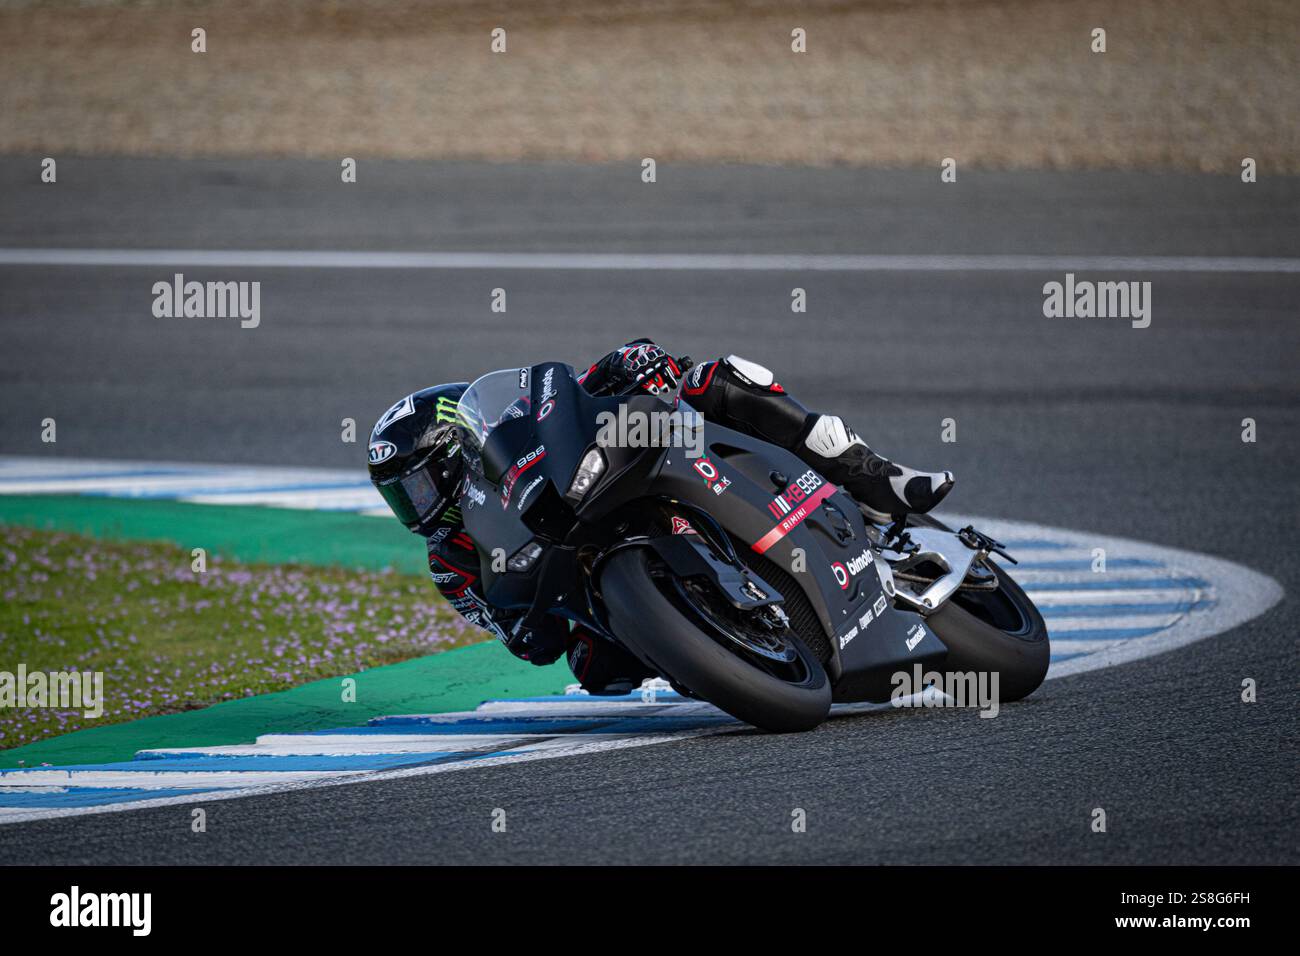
377,464,443,528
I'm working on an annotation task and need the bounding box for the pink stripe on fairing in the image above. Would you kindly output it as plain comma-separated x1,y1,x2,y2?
751,483,837,554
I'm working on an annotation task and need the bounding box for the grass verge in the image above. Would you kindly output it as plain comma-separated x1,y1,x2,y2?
0,522,479,751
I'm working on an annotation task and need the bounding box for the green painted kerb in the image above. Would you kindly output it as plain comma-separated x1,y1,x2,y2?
0,494,426,574
0,494,573,768
0,642,572,769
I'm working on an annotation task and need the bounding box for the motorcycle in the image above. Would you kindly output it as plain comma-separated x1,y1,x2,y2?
455,362,1049,733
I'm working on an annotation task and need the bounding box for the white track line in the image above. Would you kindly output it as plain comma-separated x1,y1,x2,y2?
471,700,718,716
0,730,715,823
1028,587,1208,607
184,491,382,510
1041,612,1184,632
1037,639,1127,655
2,249,1299,273
139,735,537,758
3,769,375,789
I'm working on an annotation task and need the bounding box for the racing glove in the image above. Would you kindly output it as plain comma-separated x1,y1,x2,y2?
614,342,687,396
581,340,689,397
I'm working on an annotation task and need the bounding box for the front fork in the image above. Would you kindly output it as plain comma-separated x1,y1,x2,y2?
870,520,1015,616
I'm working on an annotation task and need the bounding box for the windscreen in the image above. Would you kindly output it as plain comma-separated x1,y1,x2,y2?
456,368,532,463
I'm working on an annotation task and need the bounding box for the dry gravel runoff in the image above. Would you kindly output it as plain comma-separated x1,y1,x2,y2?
1,0,1296,171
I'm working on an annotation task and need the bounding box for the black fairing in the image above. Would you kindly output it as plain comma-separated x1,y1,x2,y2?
459,363,948,703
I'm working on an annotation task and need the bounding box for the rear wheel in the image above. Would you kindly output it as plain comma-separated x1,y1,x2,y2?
908,514,1050,702
599,548,831,732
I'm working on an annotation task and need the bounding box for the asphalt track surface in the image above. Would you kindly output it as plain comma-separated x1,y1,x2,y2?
0,158,1296,864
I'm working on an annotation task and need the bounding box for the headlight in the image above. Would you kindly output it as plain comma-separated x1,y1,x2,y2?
507,540,544,573
566,448,606,502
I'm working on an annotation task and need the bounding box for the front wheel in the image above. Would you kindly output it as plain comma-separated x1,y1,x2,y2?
598,548,831,733
908,515,1050,702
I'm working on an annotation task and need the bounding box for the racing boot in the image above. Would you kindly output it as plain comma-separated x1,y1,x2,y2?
800,414,954,522
683,354,954,522
566,627,657,695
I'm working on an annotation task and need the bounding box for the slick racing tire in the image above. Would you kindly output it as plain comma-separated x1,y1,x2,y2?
910,515,1050,703
599,548,831,733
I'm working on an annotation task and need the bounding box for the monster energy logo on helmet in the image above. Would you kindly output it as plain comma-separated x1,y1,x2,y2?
435,395,459,424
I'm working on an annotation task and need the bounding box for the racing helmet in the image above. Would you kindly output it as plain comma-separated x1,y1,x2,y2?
367,383,469,535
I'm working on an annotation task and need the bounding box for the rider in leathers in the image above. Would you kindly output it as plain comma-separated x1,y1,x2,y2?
367,341,954,694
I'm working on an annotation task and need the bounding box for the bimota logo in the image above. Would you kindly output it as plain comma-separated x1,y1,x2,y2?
833,551,875,590
536,367,558,420
464,484,487,508
692,456,731,495
1042,273,1151,329
151,273,260,329
539,367,557,403
0,666,103,718
368,440,396,464
50,886,151,936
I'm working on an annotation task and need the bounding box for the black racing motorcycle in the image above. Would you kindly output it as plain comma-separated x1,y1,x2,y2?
455,362,1049,733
